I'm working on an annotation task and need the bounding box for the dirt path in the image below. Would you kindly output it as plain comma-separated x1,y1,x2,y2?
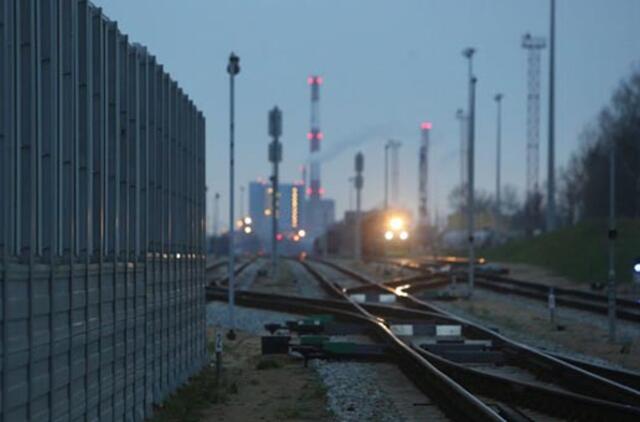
151,328,331,422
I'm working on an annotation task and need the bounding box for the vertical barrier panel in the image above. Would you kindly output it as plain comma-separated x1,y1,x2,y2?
40,0,59,258
104,20,119,422
137,49,149,418
60,0,74,258
190,102,197,366
91,8,103,259
0,0,5,261
125,43,138,421
18,0,36,259
87,8,103,419
4,0,16,259
129,48,139,259
105,22,116,258
169,80,177,388
138,52,147,259
147,58,160,407
39,3,60,422
143,56,154,416
152,64,163,401
0,0,6,418
118,36,128,261
115,32,128,420
77,0,90,259
1,2,206,420
80,3,96,420
200,111,206,358
177,92,184,378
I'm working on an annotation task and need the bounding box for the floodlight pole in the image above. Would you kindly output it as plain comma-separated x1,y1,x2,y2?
463,47,476,297
494,93,503,235
354,152,364,261
226,52,240,340
607,138,617,342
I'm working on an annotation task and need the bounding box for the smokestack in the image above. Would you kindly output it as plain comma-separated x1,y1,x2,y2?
307,75,323,199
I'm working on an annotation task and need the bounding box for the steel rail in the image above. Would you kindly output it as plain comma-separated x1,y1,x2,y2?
206,286,640,420
382,257,640,322
207,256,258,287
206,283,505,422
318,259,640,408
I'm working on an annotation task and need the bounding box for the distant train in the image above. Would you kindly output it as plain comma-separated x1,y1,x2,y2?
315,208,416,257
361,208,413,256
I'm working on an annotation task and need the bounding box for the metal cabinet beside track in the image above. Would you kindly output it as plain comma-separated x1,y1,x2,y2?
0,1,207,420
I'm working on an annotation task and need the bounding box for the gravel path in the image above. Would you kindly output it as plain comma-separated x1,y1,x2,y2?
312,361,405,422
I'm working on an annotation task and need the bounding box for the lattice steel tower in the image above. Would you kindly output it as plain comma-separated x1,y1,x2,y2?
522,34,546,200
307,75,324,199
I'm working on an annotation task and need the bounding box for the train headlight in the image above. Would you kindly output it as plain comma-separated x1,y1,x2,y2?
389,217,404,231
399,231,409,241
384,230,394,241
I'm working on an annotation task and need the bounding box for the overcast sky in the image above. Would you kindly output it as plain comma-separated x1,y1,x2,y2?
97,0,640,231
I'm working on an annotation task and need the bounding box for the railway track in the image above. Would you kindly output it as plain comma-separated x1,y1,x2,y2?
378,257,640,323
206,258,640,420
314,259,640,419
206,256,258,287
207,274,506,420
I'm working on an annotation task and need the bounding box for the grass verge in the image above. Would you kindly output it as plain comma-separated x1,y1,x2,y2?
481,219,640,284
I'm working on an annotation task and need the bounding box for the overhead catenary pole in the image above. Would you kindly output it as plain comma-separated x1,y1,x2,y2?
419,122,432,229
268,106,283,277
240,185,245,218
455,108,467,229
547,0,557,231
607,138,617,342
226,52,240,340
354,152,364,261
494,94,504,234
213,192,220,236
463,47,476,297
384,143,389,209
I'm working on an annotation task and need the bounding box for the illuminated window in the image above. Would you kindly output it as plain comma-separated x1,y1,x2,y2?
291,187,299,228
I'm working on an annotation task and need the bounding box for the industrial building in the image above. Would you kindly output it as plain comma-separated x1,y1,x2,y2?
248,180,310,246
0,1,207,420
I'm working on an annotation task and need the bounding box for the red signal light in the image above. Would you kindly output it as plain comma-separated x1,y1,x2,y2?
276,233,284,241
317,132,324,140
307,132,313,140
307,76,314,85
421,122,432,130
